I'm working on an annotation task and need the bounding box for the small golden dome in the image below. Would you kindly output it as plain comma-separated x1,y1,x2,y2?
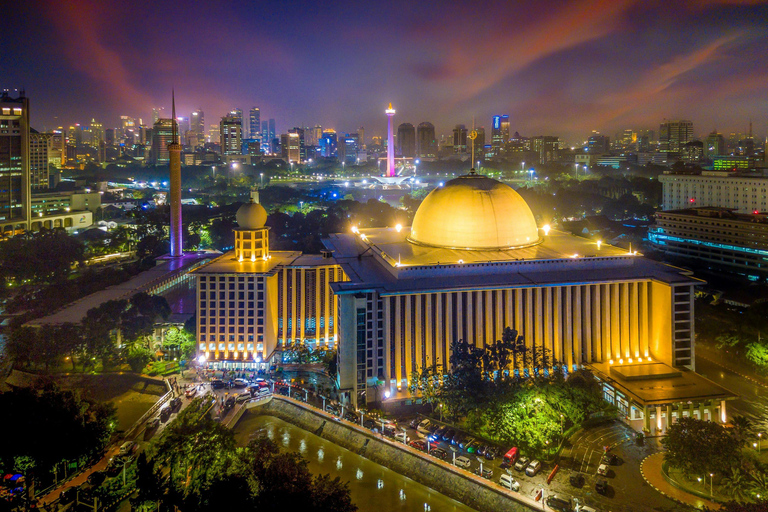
408,173,540,250
236,200,267,229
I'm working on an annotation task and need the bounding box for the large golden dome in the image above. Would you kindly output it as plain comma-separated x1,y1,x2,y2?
408,173,540,250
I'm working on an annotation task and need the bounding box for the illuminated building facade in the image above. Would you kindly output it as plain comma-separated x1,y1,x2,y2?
324,172,732,432
151,118,175,165
649,207,768,279
659,170,768,213
0,91,31,232
491,115,509,156
416,122,436,159
220,116,243,155
659,120,693,154
397,123,415,158
193,192,344,368
29,130,52,189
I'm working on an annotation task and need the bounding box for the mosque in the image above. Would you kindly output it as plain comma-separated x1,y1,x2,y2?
194,169,732,434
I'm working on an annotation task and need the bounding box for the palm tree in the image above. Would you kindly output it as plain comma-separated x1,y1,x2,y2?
721,467,752,503
732,415,754,447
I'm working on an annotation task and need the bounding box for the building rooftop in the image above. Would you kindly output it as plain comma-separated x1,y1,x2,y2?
588,361,736,406
325,227,703,295
192,250,337,276
657,207,768,224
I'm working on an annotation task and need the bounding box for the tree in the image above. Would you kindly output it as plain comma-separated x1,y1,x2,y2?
662,417,741,477
705,500,768,512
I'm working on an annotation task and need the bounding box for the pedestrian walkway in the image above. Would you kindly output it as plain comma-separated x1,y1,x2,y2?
640,452,720,510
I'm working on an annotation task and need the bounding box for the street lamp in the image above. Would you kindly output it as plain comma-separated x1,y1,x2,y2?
709,473,714,497
759,433,763,454
260,172,264,188
560,414,564,435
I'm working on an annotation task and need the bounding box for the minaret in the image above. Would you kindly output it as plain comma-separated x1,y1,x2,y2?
385,102,396,177
168,90,183,257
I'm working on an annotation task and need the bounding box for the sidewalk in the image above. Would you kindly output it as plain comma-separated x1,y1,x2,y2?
640,452,720,510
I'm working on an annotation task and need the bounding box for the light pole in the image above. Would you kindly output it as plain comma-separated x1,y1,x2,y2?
439,403,443,422
710,473,714,497
759,433,763,454
260,172,264,189
560,414,564,435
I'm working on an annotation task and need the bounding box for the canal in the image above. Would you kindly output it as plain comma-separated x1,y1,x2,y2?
234,414,477,512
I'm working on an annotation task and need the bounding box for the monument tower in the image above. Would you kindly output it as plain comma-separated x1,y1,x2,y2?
169,91,183,257
385,103,396,177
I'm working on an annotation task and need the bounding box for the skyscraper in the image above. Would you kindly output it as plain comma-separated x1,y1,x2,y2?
453,125,468,153
191,110,204,135
491,115,509,155
268,119,276,152
249,107,261,140
587,134,610,154
397,123,415,158
29,130,52,189
152,107,164,125
416,122,436,158
704,131,725,158
659,120,693,154
220,115,243,155
261,121,269,152
0,91,30,228
151,118,175,164
319,130,338,158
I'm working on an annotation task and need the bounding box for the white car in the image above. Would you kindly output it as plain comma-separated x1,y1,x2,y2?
417,419,432,435
455,456,471,468
597,463,609,476
119,441,138,456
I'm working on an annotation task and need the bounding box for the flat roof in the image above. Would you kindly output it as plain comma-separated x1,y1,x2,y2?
191,250,336,276
589,361,736,406
26,252,216,327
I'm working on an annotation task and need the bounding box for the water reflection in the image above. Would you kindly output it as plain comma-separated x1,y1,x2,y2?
235,414,476,512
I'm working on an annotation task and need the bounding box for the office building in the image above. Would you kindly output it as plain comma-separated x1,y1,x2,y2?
648,207,768,280
491,115,509,156
681,141,704,163
416,122,436,158
453,125,467,153
249,107,260,140
532,136,560,163
29,130,52,189
704,131,725,159
339,133,359,164
150,118,175,164
220,116,243,155
319,129,338,158
281,132,301,163
0,91,31,232
268,119,276,152
659,120,693,155
191,110,204,136
659,170,768,213
397,123,415,158
587,135,610,154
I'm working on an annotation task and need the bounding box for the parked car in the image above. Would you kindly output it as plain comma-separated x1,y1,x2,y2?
502,447,518,468
451,432,465,446
58,487,77,505
233,378,248,388
409,418,421,429
363,419,377,429
224,396,236,408
160,405,172,422
417,419,432,435
169,397,182,411
595,479,609,495
514,456,530,472
476,444,488,456
569,473,585,488
185,385,197,398
344,411,358,423
236,392,251,403
442,429,456,442
465,439,480,453
499,473,521,491
601,453,619,465
546,495,573,512
409,439,427,451
433,426,448,440
597,463,609,476
105,459,122,477
575,505,597,512
484,447,497,460
119,441,138,456
87,471,106,486
326,404,341,416
146,417,160,430
525,460,542,477
211,379,225,389
431,448,448,460
454,456,472,469
475,466,493,479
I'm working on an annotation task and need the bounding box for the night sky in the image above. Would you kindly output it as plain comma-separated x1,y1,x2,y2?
3,0,768,142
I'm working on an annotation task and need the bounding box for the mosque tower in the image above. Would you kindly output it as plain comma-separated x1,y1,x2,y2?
385,103,396,177
169,91,183,257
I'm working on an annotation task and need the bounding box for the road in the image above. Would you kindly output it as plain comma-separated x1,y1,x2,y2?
695,345,768,431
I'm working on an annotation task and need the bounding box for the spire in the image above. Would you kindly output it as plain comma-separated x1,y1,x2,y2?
171,89,178,144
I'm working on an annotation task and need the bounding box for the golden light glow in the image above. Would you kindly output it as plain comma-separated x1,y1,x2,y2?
597,240,602,249
618,358,623,364
542,224,551,236
458,259,464,264
395,223,402,232
351,226,359,234
628,358,633,363
609,359,614,365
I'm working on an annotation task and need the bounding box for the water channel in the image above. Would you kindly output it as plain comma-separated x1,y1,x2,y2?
234,414,477,512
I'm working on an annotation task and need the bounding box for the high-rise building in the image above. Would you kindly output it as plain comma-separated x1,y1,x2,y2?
532,136,560,163
452,125,468,153
151,118,176,165
681,141,704,163
249,107,261,140
29,130,52,190
659,120,693,154
281,132,301,163
176,116,190,141
268,119,276,152
358,126,365,149
288,127,304,162
397,123,415,158
220,116,243,155
191,109,204,135
261,121,269,151
0,91,31,228
491,115,509,155
319,129,338,158
587,135,610,154
416,122,436,158
50,130,65,168
120,116,136,139
339,133,359,164
152,108,164,125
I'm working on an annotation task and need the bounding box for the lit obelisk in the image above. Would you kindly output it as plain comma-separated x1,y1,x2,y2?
168,90,183,257
385,102,396,177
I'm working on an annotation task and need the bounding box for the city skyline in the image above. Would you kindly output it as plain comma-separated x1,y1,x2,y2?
3,0,768,141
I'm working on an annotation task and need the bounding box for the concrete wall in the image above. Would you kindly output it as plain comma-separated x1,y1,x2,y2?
238,396,539,512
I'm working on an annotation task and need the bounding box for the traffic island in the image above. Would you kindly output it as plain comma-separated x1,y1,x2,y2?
640,452,721,510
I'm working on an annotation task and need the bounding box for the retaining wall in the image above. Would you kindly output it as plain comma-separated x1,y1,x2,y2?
237,396,540,512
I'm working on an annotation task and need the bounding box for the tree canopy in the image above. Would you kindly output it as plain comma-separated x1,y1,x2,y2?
662,417,741,477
